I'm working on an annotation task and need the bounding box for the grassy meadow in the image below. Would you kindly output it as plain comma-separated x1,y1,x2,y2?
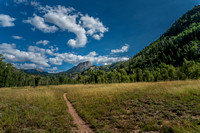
0,80,200,132
66,80,200,132
0,86,74,132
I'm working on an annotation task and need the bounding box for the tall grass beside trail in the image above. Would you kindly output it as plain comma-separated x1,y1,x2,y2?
65,80,200,132
0,86,74,132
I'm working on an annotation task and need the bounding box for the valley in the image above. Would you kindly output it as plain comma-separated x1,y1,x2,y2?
0,1,200,133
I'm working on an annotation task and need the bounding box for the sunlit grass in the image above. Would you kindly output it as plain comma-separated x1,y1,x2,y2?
64,80,200,132
0,80,199,132
0,86,73,132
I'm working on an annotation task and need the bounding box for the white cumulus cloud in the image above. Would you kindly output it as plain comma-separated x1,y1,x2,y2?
12,36,23,40
47,67,58,71
0,43,50,68
111,44,129,54
49,51,129,66
20,63,37,69
0,14,15,27
36,40,50,46
43,5,87,48
0,43,129,71
28,46,54,56
24,5,108,48
81,15,108,40
23,14,58,33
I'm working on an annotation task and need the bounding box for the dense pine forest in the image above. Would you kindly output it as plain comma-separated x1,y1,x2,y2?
0,6,200,87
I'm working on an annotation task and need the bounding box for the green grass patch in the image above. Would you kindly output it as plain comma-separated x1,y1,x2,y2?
65,80,200,132
0,81,200,132
0,87,73,132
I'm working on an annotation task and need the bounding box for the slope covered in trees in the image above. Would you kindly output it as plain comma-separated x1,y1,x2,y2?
80,6,200,73
77,5,200,83
130,5,200,69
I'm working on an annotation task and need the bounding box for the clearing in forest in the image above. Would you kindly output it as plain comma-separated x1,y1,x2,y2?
0,80,200,132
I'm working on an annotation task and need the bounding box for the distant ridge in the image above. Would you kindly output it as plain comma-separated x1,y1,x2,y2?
24,68,48,74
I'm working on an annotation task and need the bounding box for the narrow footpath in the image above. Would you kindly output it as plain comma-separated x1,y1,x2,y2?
63,93,94,133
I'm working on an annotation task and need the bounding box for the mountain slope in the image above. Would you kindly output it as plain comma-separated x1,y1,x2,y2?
80,6,200,73
24,69,48,74
75,6,200,84
119,5,200,71
66,61,93,73
57,61,94,77
163,5,200,37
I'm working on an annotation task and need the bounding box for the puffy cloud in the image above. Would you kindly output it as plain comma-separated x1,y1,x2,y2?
49,46,59,52
49,56,63,65
46,49,54,56
0,43,50,68
43,5,87,48
36,40,50,46
111,44,129,54
47,67,58,71
92,33,104,40
80,15,108,40
0,14,15,27
28,46,54,56
24,5,108,48
23,14,58,33
50,51,129,66
12,36,23,40
20,63,37,69
28,46,46,53
88,51,98,56
0,43,129,70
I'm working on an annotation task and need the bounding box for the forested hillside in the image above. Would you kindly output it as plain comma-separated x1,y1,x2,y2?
130,5,200,69
82,6,200,73
78,5,200,83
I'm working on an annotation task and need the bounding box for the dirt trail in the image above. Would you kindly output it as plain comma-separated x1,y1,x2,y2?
63,93,94,133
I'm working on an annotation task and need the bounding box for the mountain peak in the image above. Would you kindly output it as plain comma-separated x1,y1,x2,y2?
77,61,92,67
67,61,93,73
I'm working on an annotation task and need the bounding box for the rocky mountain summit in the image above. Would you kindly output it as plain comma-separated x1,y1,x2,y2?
66,61,93,73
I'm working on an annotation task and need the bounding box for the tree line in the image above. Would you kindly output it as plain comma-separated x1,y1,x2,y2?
77,59,200,84
0,53,200,87
0,54,76,87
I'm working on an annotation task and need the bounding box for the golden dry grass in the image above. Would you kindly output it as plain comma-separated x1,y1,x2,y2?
63,80,200,132
0,80,200,132
0,86,73,132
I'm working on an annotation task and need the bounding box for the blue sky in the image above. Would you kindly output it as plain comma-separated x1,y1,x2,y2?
0,0,199,72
